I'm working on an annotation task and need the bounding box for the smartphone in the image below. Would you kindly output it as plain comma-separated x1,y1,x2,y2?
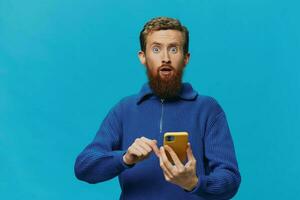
163,132,189,164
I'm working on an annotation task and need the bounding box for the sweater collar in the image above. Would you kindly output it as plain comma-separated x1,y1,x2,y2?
136,82,198,104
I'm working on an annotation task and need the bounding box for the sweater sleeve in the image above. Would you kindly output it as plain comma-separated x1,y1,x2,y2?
74,102,133,184
188,111,241,199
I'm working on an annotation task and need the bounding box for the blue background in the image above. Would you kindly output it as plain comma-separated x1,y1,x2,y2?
1,0,299,199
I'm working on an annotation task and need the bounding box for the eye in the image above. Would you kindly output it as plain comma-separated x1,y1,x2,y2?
170,46,178,54
152,46,160,53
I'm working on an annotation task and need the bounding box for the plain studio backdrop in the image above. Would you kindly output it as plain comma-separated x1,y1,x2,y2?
0,0,299,199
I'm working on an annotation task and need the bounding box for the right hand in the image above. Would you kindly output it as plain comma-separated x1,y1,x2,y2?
123,136,160,165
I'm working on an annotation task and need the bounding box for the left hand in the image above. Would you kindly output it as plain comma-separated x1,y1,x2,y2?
159,143,199,191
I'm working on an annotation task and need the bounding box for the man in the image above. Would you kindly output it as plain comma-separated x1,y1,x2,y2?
74,17,241,199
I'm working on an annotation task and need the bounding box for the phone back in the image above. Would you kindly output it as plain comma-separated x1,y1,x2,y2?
163,132,188,164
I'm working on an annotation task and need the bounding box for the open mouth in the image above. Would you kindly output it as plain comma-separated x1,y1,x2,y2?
160,67,172,71
159,66,173,76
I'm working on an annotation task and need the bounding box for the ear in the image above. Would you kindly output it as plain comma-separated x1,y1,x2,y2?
138,50,146,66
183,52,190,67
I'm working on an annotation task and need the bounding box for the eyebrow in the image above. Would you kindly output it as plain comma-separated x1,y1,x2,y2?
150,42,180,46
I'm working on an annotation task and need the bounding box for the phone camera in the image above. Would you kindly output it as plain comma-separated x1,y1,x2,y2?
166,136,175,141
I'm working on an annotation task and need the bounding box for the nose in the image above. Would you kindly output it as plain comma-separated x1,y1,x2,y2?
161,49,171,64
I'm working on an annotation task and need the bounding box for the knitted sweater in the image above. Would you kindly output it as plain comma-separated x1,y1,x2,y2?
74,82,241,200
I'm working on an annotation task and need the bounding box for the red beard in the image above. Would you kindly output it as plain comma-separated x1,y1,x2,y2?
146,65,184,100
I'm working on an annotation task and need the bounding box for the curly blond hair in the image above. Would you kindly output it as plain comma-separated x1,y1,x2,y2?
139,17,189,55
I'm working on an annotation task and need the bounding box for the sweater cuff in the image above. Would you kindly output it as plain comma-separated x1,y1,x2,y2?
185,175,208,195
112,150,135,170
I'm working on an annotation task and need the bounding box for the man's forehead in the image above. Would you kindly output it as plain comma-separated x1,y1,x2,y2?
146,30,184,45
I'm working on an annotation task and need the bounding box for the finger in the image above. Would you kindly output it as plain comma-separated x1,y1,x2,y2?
140,137,160,157
164,145,185,170
184,160,193,168
187,142,196,162
160,146,175,173
129,146,142,157
141,137,160,157
133,143,148,156
159,155,173,179
163,171,171,182
136,139,152,152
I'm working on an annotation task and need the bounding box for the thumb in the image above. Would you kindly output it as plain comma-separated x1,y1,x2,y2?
186,142,195,161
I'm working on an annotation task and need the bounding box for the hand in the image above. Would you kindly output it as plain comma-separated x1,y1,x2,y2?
123,137,160,165
159,143,198,191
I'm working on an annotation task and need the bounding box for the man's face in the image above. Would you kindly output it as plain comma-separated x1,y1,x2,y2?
138,30,190,99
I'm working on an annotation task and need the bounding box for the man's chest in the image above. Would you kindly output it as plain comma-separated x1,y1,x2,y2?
121,102,206,150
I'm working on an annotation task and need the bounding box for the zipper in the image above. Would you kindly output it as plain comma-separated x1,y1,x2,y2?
160,99,165,134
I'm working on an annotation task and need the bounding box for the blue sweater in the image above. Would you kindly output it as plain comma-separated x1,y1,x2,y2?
74,83,241,200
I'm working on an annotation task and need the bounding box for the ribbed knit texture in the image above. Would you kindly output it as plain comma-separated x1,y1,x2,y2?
74,82,241,200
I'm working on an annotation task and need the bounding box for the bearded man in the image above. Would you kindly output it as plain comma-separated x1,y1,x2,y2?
75,17,241,200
